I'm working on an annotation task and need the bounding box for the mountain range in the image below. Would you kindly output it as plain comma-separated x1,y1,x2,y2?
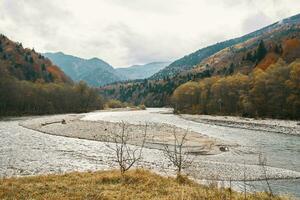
44,52,170,86
101,13,300,107
1,13,300,119
151,13,300,80
115,62,171,80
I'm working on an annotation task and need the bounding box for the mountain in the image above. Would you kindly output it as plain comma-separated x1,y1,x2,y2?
151,13,300,80
115,62,171,80
0,35,70,83
44,52,124,86
101,13,300,108
0,34,103,116
44,52,170,86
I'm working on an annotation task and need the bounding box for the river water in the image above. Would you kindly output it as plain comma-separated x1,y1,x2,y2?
83,108,300,171
83,108,300,197
1,108,299,198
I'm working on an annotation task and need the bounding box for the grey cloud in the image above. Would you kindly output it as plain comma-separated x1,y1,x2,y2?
109,0,182,14
0,0,299,66
242,12,272,34
103,23,188,65
0,0,73,49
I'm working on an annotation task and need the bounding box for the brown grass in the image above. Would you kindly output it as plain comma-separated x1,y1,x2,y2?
0,169,288,200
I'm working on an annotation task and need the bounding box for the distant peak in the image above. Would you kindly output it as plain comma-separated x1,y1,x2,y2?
89,57,102,61
44,51,65,56
146,61,170,65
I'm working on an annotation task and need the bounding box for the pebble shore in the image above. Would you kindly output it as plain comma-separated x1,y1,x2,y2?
17,112,300,181
182,114,300,135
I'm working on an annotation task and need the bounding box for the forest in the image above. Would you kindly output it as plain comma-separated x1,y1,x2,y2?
0,72,103,116
101,27,300,120
0,34,103,116
172,59,300,119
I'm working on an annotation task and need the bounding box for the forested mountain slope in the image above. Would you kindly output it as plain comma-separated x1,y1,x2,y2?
100,13,300,119
0,35,103,116
116,62,170,80
151,13,300,80
44,52,124,86
45,52,170,86
0,35,70,83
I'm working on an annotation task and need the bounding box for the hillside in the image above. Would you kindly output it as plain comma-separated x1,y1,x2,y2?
44,52,124,86
116,62,170,80
45,52,170,86
0,35,103,116
151,13,300,80
0,35,70,83
100,13,300,118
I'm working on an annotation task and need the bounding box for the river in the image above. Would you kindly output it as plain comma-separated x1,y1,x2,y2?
0,108,299,198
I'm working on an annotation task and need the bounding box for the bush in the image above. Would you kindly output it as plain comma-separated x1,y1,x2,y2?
105,99,125,109
138,104,146,110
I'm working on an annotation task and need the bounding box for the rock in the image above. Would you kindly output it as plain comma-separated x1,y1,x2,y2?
219,146,229,152
61,119,66,124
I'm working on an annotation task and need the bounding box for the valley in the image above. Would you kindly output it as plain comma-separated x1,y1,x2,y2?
0,5,300,199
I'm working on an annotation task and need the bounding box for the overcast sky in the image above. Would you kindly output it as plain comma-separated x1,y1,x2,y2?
0,0,299,67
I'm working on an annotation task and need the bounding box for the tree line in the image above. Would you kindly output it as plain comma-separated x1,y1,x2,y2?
172,59,300,119
0,71,103,116
0,34,104,117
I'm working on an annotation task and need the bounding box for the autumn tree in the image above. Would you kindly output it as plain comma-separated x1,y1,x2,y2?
172,82,201,113
171,59,300,119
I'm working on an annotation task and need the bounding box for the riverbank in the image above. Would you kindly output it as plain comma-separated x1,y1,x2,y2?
20,112,226,155
16,111,300,182
181,114,300,136
1,109,300,197
0,169,287,200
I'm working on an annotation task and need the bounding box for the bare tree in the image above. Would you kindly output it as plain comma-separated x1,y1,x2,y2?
104,121,147,175
163,128,194,175
258,152,274,197
243,161,247,200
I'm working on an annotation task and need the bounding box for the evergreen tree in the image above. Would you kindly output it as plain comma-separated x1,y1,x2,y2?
256,40,267,62
225,63,234,75
29,57,34,63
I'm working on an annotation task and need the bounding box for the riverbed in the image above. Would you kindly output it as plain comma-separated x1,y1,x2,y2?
0,108,299,198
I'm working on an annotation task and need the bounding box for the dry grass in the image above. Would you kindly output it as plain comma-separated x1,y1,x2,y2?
0,169,288,200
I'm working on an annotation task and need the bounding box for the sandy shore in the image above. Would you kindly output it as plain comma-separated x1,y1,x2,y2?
181,114,300,136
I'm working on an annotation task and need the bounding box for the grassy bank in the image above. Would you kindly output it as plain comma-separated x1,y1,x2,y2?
0,169,288,200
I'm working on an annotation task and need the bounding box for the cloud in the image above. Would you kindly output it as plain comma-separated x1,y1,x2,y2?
0,0,299,67
242,12,273,34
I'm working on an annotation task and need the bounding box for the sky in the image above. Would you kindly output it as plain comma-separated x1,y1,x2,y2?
0,0,299,67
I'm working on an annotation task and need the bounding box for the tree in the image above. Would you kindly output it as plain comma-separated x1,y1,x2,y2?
172,82,201,113
256,40,267,62
286,60,300,118
163,129,194,175
258,153,274,197
29,57,34,63
104,122,147,175
41,64,46,71
225,63,234,76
